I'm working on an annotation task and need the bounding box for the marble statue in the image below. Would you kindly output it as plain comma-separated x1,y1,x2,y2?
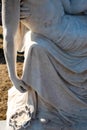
2,0,87,129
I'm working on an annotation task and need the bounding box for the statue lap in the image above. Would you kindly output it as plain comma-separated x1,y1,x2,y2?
6,0,87,130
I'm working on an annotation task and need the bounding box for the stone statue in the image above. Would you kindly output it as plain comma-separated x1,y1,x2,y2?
2,0,87,129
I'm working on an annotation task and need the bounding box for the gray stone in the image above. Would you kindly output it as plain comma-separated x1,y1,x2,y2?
2,0,87,129
0,120,6,130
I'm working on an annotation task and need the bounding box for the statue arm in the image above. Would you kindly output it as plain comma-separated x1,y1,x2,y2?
2,0,28,92
2,0,20,79
62,0,87,14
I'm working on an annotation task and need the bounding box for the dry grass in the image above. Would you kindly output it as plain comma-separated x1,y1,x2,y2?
0,26,24,120
0,64,12,120
0,63,23,120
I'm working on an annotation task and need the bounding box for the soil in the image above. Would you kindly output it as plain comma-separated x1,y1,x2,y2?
0,26,24,120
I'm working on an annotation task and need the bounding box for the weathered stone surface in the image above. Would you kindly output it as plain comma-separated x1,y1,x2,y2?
2,0,87,129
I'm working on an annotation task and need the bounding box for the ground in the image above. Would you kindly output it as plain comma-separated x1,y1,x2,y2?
0,26,24,120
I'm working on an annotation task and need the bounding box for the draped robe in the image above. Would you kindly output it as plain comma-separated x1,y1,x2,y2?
7,0,87,129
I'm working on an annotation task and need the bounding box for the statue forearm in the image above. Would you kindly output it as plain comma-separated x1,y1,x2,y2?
3,36,17,80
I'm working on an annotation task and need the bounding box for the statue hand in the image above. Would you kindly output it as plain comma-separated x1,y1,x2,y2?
11,76,29,93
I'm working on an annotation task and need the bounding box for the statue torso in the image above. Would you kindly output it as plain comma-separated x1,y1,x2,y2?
20,0,87,52
20,0,64,30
